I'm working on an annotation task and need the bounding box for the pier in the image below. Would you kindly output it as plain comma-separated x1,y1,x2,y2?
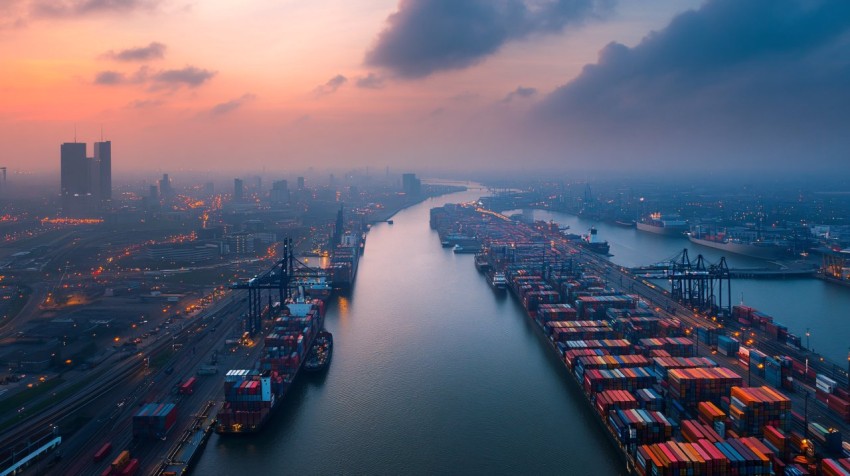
432,203,850,474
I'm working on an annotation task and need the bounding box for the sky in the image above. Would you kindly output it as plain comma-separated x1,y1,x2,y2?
2,0,849,177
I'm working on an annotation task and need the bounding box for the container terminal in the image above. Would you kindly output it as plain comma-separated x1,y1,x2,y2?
431,203,850,475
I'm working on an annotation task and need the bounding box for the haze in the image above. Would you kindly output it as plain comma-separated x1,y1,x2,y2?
3,0,849,177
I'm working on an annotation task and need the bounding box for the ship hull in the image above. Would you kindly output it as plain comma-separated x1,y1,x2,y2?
636,222,688,236
688,236,789,260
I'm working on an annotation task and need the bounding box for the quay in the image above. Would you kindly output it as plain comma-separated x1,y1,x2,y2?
432,203,850,475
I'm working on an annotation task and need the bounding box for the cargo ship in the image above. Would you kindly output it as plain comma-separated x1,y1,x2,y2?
294,274,332,301
215,299,325,434
636,213,688,236
304,330,333,372
580,227,611,255
488,271,507,292
331,232,361,289
688,226,790,261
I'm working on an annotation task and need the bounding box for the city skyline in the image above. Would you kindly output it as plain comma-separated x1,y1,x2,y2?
4,0,849,176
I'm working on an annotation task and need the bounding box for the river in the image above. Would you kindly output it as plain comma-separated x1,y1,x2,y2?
521,208,850,365
194,188,624,475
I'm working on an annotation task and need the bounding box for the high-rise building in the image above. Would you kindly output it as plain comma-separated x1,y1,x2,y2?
60,142,89,215
159,174,171,197
297,176,305,190
270,180,289,205
402,173,421,196
234,178,244,200
94,141,111,201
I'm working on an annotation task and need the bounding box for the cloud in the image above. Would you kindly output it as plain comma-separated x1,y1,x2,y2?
210,93,256,115
93,65,215,89
151,66,216,88
313,74,347,96
94,70,125,85
502,86,537,102
533,0,850,169
126,98,163,109
104,42,166,61
30,0,160,18
365,0,613,78
355,73,385,89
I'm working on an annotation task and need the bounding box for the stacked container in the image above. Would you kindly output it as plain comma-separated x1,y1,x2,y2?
595,390,639,417
666,367,743,409
728,386,791,436
583,367,656,393
132,403,177,438
607,409,673,447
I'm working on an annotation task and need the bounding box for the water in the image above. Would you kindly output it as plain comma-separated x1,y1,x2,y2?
194,189,623,475
523,209,850,364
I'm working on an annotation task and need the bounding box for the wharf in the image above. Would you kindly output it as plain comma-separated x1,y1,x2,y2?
156,400,221,476
433,202,850,474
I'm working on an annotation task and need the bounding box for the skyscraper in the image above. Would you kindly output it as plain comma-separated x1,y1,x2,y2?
159,174,171,197
94,141,111,201
60,140,113,216
402,173,421,196
60,142,89,216
234,178,244,200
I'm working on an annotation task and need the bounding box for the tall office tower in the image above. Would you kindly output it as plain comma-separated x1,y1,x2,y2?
159,174,172,197
402,173,421,196
234,178,244,200
297,176,305,190
94,141,111,201
60,142,89,216
149,184,159,201
270,180,289,205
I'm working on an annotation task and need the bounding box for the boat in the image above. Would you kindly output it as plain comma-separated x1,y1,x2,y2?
474,253,491,272
488,271,507,292
304,330,333,372
293,275,332,301
453,244,479,254
331,232,361,289
687,228,791,260
636,213,689,236
387,219,394,225
215,299,325,434
579,227,611,255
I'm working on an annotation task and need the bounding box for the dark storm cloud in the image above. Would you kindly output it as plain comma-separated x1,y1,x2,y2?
210,93,256,115
152,66,216,88
365,0,614,78
104,42,166,61
502,86,537,102
536,0,850,151
30,0,159,17
314,74,347,96
355,73,385,89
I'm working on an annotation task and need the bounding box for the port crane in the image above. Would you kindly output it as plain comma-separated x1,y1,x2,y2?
231,238,324,335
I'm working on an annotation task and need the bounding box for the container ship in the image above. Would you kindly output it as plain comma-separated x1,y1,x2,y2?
636,213,689,236
215,299,325,434
580,227,610,255
688,226,790,261
331,232,361,289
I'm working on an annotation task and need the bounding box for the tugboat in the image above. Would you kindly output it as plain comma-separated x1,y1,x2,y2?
304,330,333,372
580,227,611,255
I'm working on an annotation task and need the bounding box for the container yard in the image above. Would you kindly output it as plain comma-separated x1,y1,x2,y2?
431,203,850,475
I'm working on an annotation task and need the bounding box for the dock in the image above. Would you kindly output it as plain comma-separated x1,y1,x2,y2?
155,400,221,476
432,202,850,474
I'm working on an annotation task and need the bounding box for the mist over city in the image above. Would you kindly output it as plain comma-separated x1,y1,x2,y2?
2,1,850,475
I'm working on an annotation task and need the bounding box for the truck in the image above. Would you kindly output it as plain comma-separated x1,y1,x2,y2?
179,376,197,395
111,450,130,472
197,366,218,376
93,441,112,462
